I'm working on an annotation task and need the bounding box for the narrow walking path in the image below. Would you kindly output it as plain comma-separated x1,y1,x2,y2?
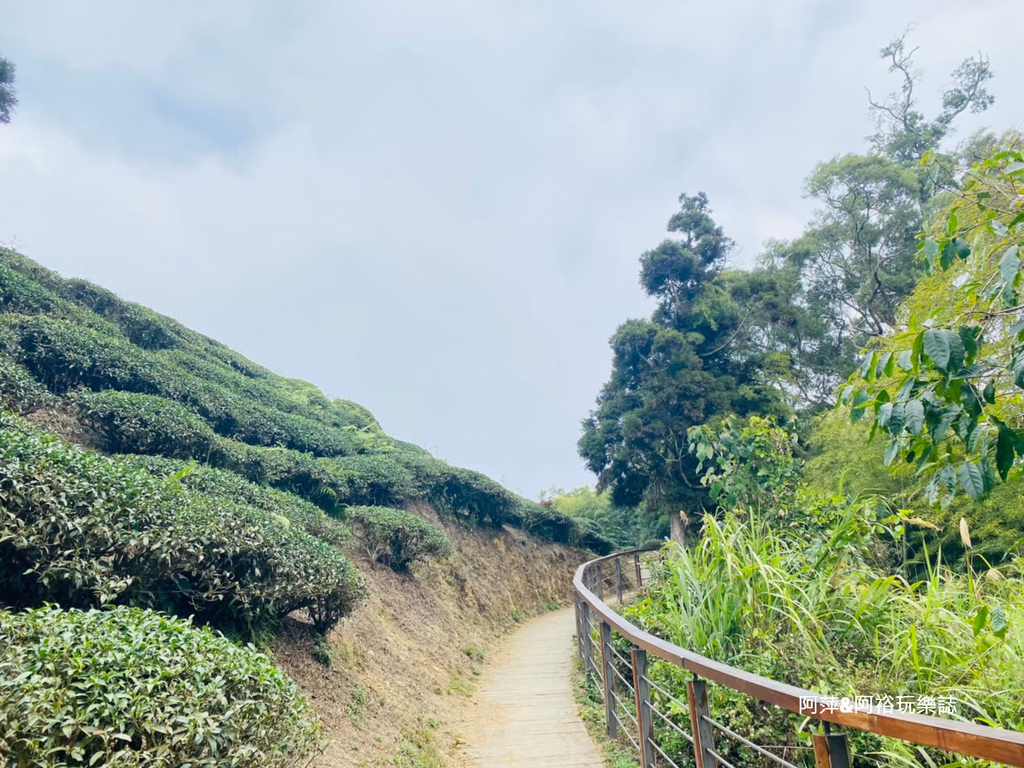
459,608,604,768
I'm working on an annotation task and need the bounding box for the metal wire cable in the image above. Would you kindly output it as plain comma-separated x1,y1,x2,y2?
649,703,694,744
609,645,632,667
650,738,683,768
704,746,740,768
703,715,801,768
609,661,636,695
646,677,690,713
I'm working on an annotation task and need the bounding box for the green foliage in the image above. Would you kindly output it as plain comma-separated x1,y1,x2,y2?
0,354,54,414
0,247,593,552
121,453,350,546
689,416,801,510
0,605,322,767
540,486,663,549
74,389,217,460
346,506,453,571
0,415,365,635
580,193,790,516
845,141,1024,505
0,55,15,124
628,510,1024,766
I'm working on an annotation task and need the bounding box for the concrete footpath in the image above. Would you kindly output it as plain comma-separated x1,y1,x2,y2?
459,608,605,768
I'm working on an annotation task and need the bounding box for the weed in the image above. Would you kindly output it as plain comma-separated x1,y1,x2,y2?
312,635,332,667
347,685,368,725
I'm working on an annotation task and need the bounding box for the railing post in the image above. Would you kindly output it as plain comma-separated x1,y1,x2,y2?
615,557,623,603
687,676,717,768
574,594,583,660
600,621,617,738
634,551,642,588
812,728,852,768
596,564,604,600
582,601,594,679
631,648,654,768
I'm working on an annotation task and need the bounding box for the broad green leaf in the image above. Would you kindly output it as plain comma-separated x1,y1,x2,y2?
973,606,989,638
992,606,1009,639
876,401,893,428
996,424,1017,481
923,329,964,373
905,400,925,436
888,402,906,435
958,461,986,501
999,245,1020,287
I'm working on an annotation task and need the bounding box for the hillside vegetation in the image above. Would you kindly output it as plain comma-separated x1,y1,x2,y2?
0,248,607,767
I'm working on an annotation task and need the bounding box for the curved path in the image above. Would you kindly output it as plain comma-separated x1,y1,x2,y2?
459,608,604,768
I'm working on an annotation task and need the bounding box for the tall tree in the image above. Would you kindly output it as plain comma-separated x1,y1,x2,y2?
767,33,996,407
579,194,789,517
867,29,994,169
0,55,16,125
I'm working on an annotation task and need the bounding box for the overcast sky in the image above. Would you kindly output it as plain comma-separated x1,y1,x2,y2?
0,1,1020,498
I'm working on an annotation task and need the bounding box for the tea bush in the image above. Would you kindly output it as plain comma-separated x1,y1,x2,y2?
74,389,217,460
0,605,322,767
0,416,365,635
346,505,453,571
0,250,605,552
0,355,53,414
123,453,350,545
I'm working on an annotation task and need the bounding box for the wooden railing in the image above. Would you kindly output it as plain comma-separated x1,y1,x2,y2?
574,549,1024,768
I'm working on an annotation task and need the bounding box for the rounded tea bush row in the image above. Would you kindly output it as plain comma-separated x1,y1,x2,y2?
345,505,453,571
0,605,322,767
0,414,365,635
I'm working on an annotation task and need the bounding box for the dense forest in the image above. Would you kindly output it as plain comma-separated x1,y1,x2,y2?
550,34,1024,767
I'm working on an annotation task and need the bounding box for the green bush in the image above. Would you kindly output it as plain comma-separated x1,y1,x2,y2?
0,314,156,395
74,389,217,460
346,506,453,571
0,355,53,414
122,453,350,545
0,605,322,767
0,416,365,635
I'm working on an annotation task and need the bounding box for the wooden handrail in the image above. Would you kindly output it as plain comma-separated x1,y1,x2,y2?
574,549,1024,767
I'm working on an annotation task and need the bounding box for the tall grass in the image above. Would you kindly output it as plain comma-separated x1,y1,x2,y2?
627,506,1024,766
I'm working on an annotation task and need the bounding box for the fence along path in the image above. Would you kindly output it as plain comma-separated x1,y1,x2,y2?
576,549,1024,768
460,607,604,768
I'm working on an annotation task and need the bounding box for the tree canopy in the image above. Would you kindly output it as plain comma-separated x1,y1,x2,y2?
578,193,789,516
0,55,16,125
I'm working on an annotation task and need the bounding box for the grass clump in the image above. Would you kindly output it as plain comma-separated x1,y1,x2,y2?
346,505,453,571
0,605,322,767
628,507,1024,766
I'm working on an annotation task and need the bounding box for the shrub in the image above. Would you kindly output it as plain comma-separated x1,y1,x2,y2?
0,605,322,767
122,454,350,545
0,314,157,394
346,506,453,571
0,415,365,635
0,355,53,414
73,389,217,460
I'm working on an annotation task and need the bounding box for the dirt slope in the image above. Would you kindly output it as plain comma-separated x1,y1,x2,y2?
274,505,588,768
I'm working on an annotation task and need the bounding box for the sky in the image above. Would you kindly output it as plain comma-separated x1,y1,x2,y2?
0,1,1020,498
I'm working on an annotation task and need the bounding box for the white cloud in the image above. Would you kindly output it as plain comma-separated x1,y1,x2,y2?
0,0,1020,497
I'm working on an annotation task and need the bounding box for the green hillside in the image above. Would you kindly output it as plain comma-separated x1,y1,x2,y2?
0,248,609,766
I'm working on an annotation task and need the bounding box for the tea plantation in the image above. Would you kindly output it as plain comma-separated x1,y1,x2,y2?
0,248,612,766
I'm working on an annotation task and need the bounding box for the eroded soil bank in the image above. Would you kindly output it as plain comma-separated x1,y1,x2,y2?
274,506,588,767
